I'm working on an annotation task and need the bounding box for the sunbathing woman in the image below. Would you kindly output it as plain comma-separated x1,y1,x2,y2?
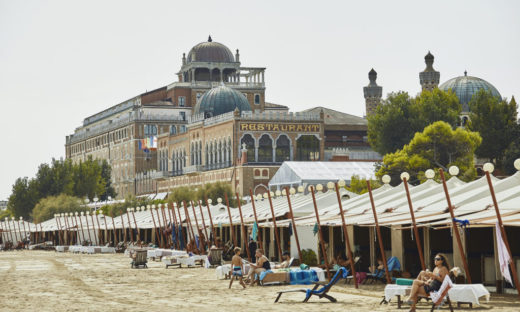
405,253,450,312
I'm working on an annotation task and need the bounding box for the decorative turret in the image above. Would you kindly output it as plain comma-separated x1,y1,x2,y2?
235,49,240,63
182,53,186,65
419,51,440,91
363,68,383,116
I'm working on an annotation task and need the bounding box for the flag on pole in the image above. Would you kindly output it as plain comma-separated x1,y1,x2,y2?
496,222,513,285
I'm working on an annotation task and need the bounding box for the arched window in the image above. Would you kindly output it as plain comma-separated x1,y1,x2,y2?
275,135,291,162
258,134,273,162
240,134,255,162
296,135,320,161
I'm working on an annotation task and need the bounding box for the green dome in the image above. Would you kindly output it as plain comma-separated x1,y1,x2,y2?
439,72,502,112
194,85,251,117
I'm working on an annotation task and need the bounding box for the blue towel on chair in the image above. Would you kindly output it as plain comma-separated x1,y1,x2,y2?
259,270,273,281
289,269,319,285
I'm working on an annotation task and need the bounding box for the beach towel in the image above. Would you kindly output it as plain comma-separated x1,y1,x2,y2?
495,222,513,285
430,275,453,306
259,270,273,281
289,269,319,285
252,222,258,241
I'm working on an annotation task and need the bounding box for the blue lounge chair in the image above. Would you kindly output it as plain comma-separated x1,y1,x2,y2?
367,256,401,284
274,267,348,303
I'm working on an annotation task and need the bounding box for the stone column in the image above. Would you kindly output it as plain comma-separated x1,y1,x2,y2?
369,227,376,268
391,225,404,268
452,226,467,274
254,143,259,163
424,227,431,269
272,144,276,163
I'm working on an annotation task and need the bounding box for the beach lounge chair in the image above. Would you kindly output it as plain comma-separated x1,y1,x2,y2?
274,267,348,303
366,256,401,284
131,249,148,269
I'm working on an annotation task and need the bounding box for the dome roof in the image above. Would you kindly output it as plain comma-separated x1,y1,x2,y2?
439,72,502,112
194,85,251,117
187,36,235,63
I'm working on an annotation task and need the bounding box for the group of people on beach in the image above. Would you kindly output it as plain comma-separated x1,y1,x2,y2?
229,247,292,289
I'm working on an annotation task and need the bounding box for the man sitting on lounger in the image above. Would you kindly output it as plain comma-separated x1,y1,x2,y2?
247,248,270,286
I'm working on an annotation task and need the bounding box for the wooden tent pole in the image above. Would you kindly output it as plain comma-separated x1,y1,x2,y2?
403,177,426,271
190,200,204,253
439,169,472,284
249,189,263,249
176,203,187,250
204,196,217,246
334,183,359,288
236,193,251,262
120,214,127,243
224,193,238,249
150,206,160,245
198,200,211,251
484,169,520,298
183,201,198,253
266,190,283,262
89,212,99,245
130,209,140,245
125,210,134,242
309,186,331,280
109,211,118,247
367,180,391,284
284,187,302,262
95,212,103,245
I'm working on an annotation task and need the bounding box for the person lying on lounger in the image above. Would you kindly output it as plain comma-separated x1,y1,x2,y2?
369,258,384,273
247,248,270,286
405,253,450,312
274,251,291,269
229,247,246,289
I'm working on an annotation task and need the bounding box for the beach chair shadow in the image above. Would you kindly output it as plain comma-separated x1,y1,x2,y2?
274,267,348,303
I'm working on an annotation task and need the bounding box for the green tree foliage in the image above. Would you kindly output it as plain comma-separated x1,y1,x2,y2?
7,157,116,220
167,186,197,206
32,194,87,223
368,89,461,155
7,178,39,219
100,194,164,217
469,91,519,169
377,121,482,184
346,175,382,195
196,181,238,207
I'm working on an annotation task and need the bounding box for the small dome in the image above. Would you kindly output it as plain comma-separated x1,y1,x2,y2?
425,51,434,60
194,85,251,117
187,36,235,63
439,72,502,112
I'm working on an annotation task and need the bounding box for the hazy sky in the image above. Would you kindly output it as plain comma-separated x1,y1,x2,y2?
1,0,519,199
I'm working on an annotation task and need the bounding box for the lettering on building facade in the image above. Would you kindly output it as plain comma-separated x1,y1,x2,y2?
239,123,320,132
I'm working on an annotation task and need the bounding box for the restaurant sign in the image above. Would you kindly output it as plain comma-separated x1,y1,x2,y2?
239,123,320,132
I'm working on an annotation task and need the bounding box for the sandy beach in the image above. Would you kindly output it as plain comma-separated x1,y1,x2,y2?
0,251,517,311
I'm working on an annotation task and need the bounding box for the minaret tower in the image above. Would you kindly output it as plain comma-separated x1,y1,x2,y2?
363,68,383,116
419,51,440,91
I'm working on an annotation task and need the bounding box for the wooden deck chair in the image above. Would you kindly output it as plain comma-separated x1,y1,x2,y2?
131,249,148,268
209,248,224,267
274,267,348,303
426,275,454,311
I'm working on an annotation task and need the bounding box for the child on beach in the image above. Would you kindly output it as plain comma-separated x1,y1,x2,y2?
229,247,246,289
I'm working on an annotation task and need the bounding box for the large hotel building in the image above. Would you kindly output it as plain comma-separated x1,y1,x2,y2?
65,36,374,198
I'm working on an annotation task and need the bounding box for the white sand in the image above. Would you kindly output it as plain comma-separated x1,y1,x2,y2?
0,251,517,311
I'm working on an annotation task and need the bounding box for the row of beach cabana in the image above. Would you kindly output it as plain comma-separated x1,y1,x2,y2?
1,162,519,295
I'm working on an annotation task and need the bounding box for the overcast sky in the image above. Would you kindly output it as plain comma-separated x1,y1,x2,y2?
1,0,519,199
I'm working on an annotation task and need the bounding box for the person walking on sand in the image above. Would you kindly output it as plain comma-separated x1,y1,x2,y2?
229,247,246,289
